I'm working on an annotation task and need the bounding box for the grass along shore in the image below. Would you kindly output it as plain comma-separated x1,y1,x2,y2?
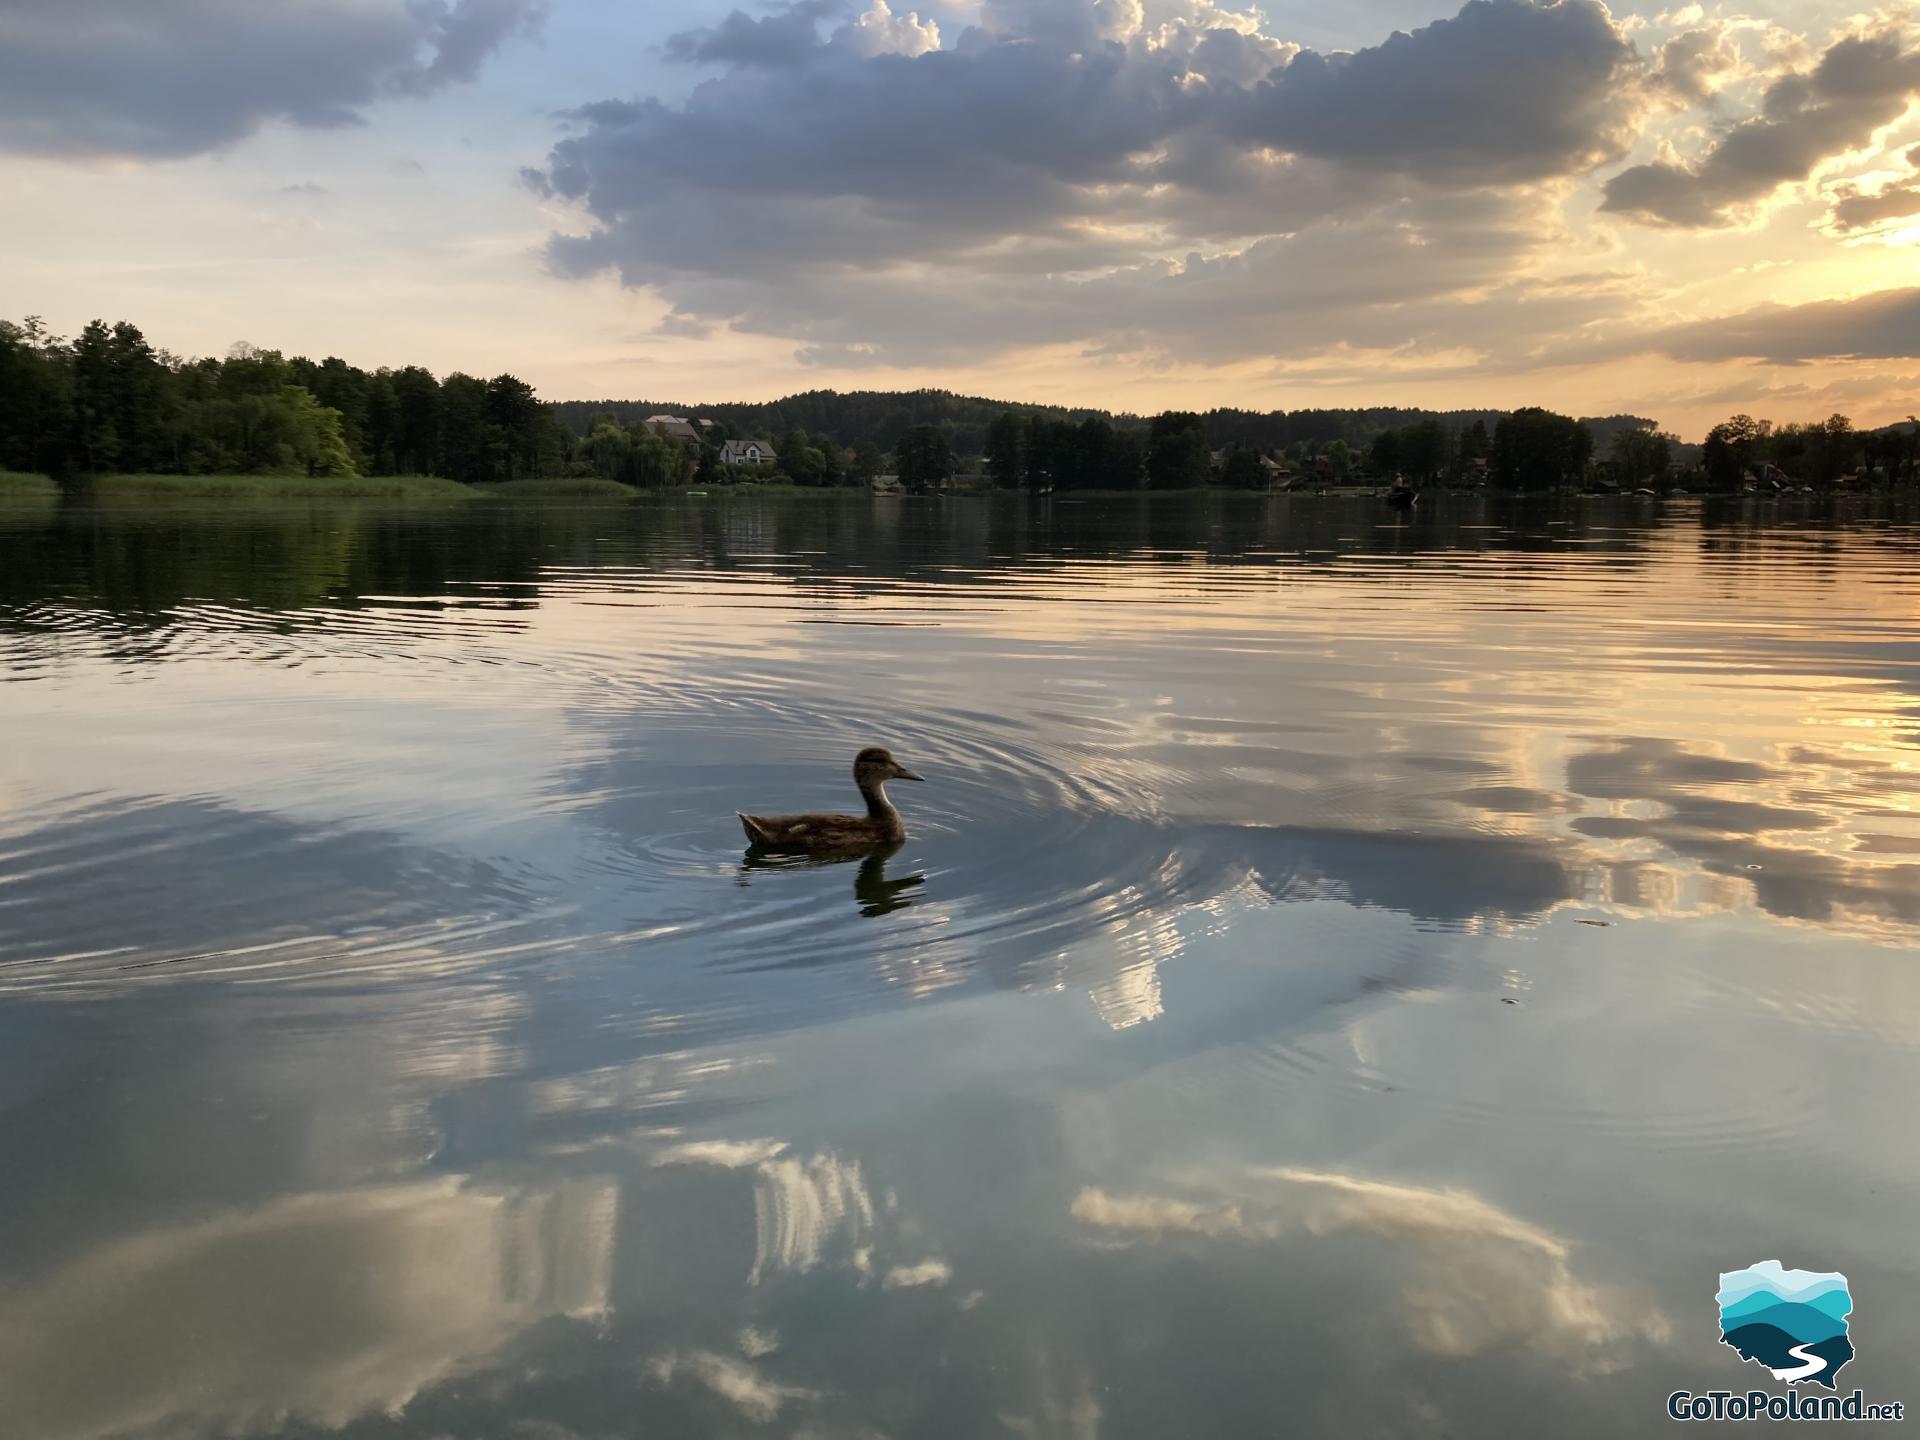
15,472,667,501
77,472,477,500
0,470,61,499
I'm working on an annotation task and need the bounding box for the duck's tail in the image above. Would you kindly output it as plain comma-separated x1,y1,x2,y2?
739,812,774,845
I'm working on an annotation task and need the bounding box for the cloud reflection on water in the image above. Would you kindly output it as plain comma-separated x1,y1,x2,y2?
5,495,1920,1436
1074,1168,1669,1376
0,1178,615,1440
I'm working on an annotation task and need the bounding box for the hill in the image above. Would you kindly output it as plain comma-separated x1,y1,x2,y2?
549,388,1663,458
548,389,1122,458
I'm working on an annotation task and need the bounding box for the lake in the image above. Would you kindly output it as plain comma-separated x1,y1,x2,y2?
3,489,1917,1437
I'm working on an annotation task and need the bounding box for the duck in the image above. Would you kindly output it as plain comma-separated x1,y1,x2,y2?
739,747,925,851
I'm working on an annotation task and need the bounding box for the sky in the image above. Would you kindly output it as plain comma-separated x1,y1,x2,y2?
2,0,1917,439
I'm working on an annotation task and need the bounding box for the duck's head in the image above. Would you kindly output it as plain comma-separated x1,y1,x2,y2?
855,747,924,785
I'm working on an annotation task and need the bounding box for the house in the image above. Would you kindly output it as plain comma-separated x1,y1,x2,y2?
646,414,703,445
721,439,773,468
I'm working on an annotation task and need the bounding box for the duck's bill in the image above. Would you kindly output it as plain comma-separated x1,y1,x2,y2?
894,766,925,781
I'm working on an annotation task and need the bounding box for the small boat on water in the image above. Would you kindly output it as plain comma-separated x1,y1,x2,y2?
1384,476,1416,510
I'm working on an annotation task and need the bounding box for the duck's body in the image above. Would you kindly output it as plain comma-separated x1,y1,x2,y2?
740,747,924,851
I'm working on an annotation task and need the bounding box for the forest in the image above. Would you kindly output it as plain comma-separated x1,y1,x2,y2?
4,315,1915,494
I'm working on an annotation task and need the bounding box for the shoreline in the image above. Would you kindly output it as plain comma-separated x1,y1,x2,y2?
4,471,1888,505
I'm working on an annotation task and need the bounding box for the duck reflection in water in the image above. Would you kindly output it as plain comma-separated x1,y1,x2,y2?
738,843,926,918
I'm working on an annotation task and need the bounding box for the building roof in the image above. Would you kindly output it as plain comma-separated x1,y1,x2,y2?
646,414,702,443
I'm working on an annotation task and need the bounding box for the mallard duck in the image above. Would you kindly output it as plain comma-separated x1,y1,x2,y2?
739,747,925,850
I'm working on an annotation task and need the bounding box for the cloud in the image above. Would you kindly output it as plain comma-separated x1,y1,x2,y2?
664,0,844,67
1652,23,1741,102
1235,0,1642,184
882,1258,954,1288
646,1351,813,1424
653,1137,878,1283
1074,1166,1668,1373
391,0,550,96
532,0,1648,369
843,0,943,58
0,1178,615,1440
1601,27,1920,226
1828,182,1920,228
1637,286,1920,363
0,0,546,159
1824,141,1920,231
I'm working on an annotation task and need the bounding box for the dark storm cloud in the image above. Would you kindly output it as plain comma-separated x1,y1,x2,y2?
1601,28,1920,227
1637,287,1920,364
0,0,547,159
532,0,1646,363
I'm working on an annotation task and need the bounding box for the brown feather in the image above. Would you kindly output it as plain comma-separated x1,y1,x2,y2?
739,748,923,852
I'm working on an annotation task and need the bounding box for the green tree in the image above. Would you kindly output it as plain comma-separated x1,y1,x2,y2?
1323,439,1352,483
849,440,885,485
390,366,443,475
985,411,1024,489
777,429,836,486
484,374,543,481
1702,413,1768,490
1812,413,1856,483
1402,420,1447,482
0,317,75,475
1063,416,1137,490
1609,425,1672,486
1369,427,1403,478
895,425,953,492
1220,444,1266,489
276,387,355,475
1492,407,1591,490
362,371,399,475
70,320,124,471
294,356,372,470
439,373,491,482
1147,411,1209,489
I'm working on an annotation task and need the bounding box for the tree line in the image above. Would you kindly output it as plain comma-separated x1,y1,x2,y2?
0,317,571,483
549,390,1676,466
1701,413,1918,490
6,314,1915,493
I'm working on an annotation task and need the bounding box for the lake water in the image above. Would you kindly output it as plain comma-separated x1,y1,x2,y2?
3,490,1917,1437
